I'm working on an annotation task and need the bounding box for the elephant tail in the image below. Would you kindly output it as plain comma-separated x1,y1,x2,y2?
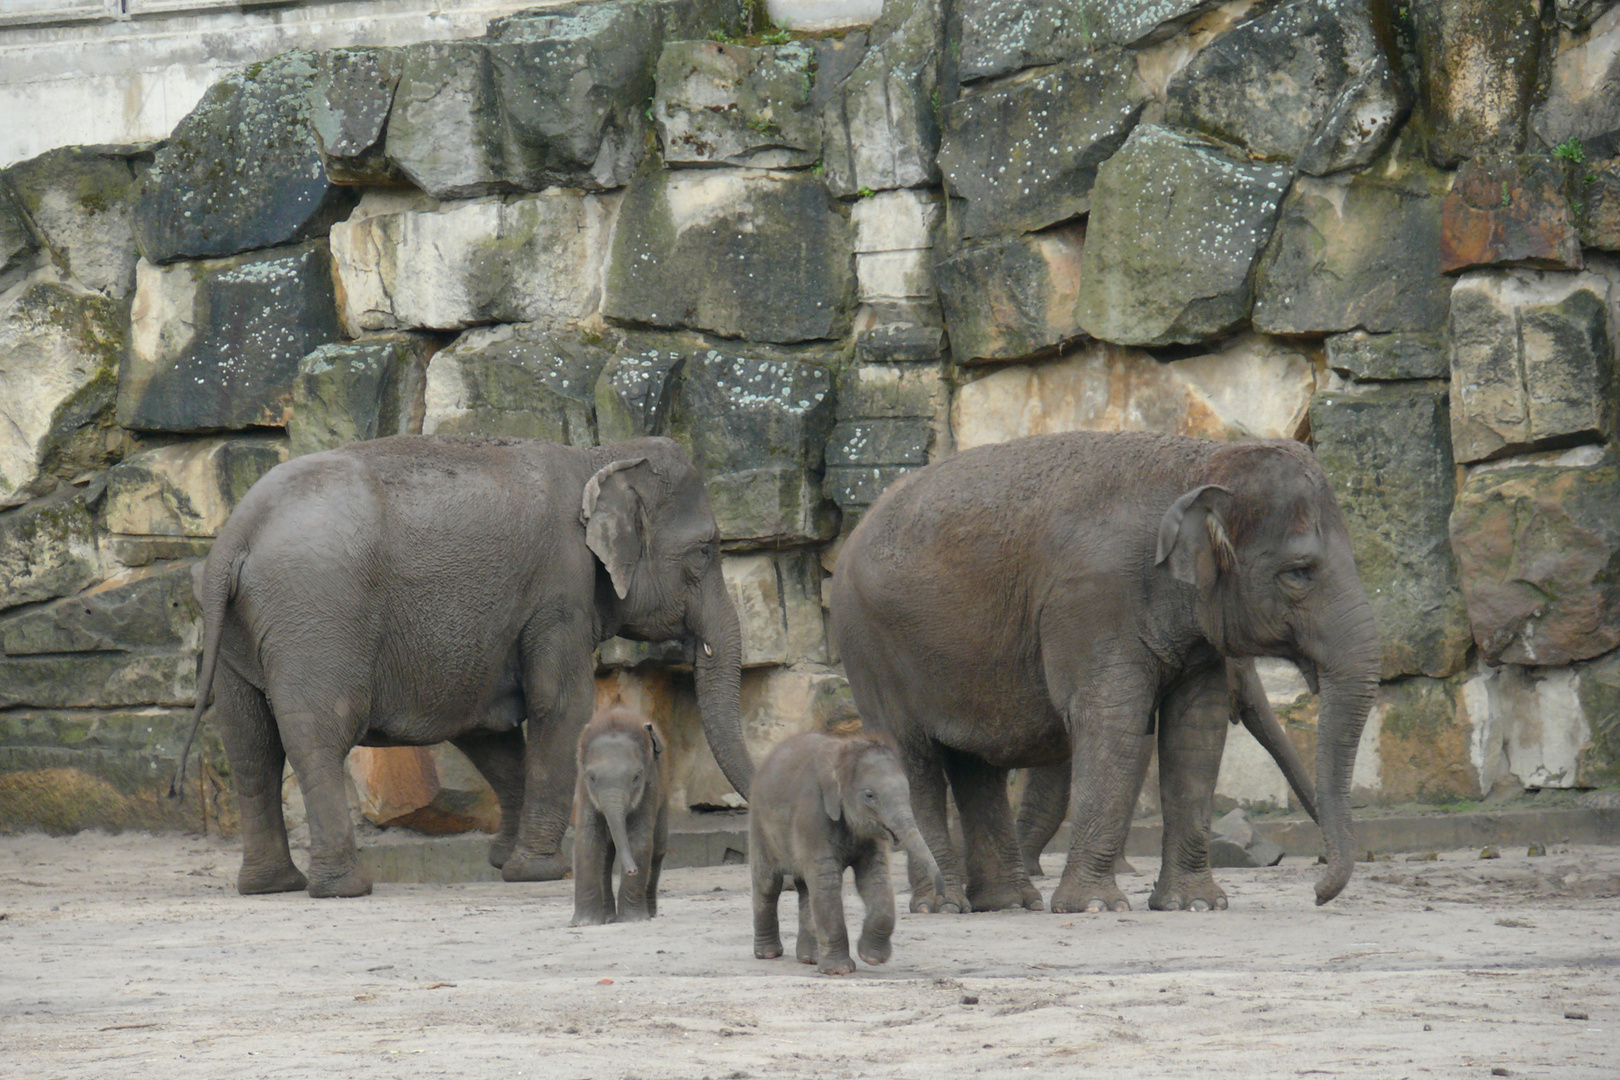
168,542,247,800
1231,660,1318,825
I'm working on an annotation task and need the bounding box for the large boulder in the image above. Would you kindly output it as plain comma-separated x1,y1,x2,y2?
0,560,200,657
938,50,1147,243
329,190,613,336
1253,155,1453,335
1411,0,1544,167
310,47,407,186
1450,448,1620,666
666,343,837,545
135,51,356,264
118,243,341,433
1164,0,1407,176
951,334,1317,451
821,0,944,196
1075,125,1291,346
421,323,610,445
1439,155,1583,273
935,223,1086,363
1309,383,1472,679
0,279,126,509
1446,269,1616,464
603,167,854,344
2,147,142,299
287,336,434,458
100,436,290,540
1371,676,1482,803
385,0,746,197
1531,11,1620,162
1463,658,1615,791
653,40,821,169
721,549,827,667
0,487,101,615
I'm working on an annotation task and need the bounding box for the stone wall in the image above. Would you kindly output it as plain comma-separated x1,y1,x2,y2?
3,0,1620,835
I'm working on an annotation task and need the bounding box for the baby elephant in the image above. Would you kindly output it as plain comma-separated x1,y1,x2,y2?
750,732,946,975
571,705,668,926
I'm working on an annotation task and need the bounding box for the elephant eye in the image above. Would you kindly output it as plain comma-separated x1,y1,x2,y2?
863,789,876,801
1279,565,1315,589
699,542,714,562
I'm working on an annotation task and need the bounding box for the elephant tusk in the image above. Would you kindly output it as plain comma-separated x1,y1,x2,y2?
702,641,714,658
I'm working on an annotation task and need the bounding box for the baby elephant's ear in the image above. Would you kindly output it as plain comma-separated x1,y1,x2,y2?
645,722,663,758
819,761,843,822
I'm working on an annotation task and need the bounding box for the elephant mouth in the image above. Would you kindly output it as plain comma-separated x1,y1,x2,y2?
883,825,900,847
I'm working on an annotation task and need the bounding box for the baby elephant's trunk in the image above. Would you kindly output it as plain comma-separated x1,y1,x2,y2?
603,799,638,877
897,821,946,904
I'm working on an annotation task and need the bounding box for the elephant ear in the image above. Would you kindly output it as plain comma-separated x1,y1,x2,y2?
1155,484,1236,592
645,722,663,759
581,458,655,600
819,758,843,822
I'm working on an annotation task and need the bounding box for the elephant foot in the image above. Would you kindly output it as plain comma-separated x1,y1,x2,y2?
571,907,612,927
967,880,1044,912
615,905,652,923
910,882,971,914
857,936,892,966
1050,878,1129,914
1021,852,1046,879
818,954,856,976
501,851,571,882
487,834,518,870
796,940,817,965
1149,874,1228,913
236,860,308,896
307,865,372,899
754,936,784,960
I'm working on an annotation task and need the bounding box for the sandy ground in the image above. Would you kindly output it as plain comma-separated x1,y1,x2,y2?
1,832,1617,1080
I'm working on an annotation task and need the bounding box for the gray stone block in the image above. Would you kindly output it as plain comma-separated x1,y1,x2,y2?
937,224,1087,362
594,333,691,443
0,488,101,616
821,0,943,196
1326,332,1448,381
422,323,610,446
0,560,201,656
1412,0,1544,167
654,40,821,169
311,47,406,186
3,147,142,299
288,336,432,457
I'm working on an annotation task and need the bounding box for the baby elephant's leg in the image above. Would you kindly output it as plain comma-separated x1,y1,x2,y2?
752,857,786,960
793,878,816,965
808,857,855,975
853,845,896,966
571,812,613,927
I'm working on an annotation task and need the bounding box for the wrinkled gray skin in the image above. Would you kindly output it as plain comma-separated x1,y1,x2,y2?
174,434,752,899
1015,658,1321,890
830,432,1379,915
750,733,946,975
572,705,669,926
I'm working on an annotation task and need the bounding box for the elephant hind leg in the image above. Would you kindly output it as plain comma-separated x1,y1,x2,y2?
216,669,306,896
452,728,525,870
896,739,968,914
793,877,817,965
1015,762,1071,879
279,713,370,899
944,750,1042,912
1150,663,1230,913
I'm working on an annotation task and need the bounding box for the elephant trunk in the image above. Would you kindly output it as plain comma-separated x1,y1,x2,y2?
1310,593,1382,906
600,796,638,877
689,566,755,799
895,816,946,904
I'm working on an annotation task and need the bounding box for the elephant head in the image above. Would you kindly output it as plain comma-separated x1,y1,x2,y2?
1155,440,1380,905
823,736,947,902
581,439,753,798
579,712,661,877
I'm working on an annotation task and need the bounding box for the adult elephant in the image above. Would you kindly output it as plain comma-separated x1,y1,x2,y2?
829,431,1379,914
173,434,753,898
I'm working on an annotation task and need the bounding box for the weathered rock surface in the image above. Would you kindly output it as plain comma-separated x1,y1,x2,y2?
310,47,406,186
852,189,940,332
952,334,1317,451
1464,661,1602,791
1531,11,1620,162
1554,0,1619,32
135,51,355,264
0,707,214,815
939,50,1146,242
0,651,196,710
329,190,613,337
821,0,943,196
1411,0,1544,167
654,40,820,169
119,243,341,433
1439,155,1583,273
0,279,126,509
0,186,37,293
0,488,100,614
1580,159,1620,251
721,549,826,667
386,0,745,197
594,332,692,443
1450,449,1620,666
288,336,433,458
824,345,949,513
3,147,142,299
422,323,609,445
667,344,837,545
0,560,200,656
1087,0,1223,46
603,167,853,344
1372,675,1481,803
1573,648,1620,787
1310,383,1472,679
1164,0,1407,176
101,436,290,539
1208,807,1285,868
954,0,1090,82
1446,269,1616,464
1076,125,1291,346
1254,157,1453,334
1326,331,1448,381
936,223,1086,363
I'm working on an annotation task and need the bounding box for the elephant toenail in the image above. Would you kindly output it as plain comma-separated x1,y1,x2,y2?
1163,899,1182,911
1214,897,1229,910
1190,899,1209,912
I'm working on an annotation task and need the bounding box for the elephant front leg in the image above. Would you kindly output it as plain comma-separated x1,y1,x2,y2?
1150,664,1230,913
452,728,526,870
852,846,895,966
613,810,659,923
571,808,613,926
215,671,306,895
752,854,786,960
899,741,969,914
807,859,855,975
1049,704,1154,915
945,751,1042,912
504,644,593,883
